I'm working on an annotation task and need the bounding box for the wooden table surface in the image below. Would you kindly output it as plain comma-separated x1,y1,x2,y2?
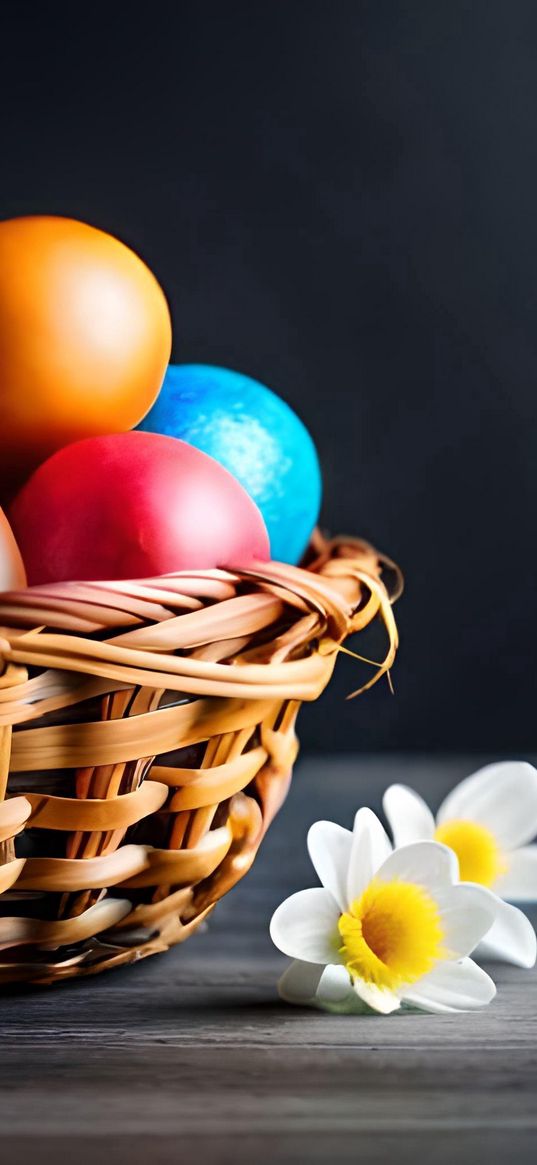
1,754,536,1165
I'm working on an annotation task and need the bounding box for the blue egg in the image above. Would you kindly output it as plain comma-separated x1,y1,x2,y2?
137,364,322,564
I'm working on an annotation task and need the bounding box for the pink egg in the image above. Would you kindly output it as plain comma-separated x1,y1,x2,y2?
9,432,270,585
0,506,26,591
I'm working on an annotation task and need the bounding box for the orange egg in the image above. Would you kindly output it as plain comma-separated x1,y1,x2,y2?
0,216,172,500
0,506,26,591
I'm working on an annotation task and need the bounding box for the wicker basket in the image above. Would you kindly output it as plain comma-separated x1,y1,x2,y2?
0,534,400,986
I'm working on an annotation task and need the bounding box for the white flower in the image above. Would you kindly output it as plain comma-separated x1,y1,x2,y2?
270,808,498,1015
383,762,537,968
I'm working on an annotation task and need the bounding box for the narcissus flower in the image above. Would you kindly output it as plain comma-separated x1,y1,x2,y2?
270,809,498,1014
383,762,537,967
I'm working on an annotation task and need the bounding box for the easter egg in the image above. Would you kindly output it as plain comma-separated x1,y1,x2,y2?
9,432,270,585
0,507,26,592
137,364,322,564
0,216,172,500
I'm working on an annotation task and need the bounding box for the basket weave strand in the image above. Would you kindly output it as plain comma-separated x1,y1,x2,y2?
0,535,400,985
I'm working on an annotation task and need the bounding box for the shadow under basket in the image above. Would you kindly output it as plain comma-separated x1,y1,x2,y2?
0,534,401,986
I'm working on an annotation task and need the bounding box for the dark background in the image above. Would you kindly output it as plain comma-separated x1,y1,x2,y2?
1,0,536,753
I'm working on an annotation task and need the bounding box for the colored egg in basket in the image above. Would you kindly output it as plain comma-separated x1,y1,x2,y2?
9,431,271,584
0,215,171,501
138,363,322,565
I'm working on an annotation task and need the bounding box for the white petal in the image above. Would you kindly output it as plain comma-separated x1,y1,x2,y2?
278,960,324,1005
403,958,496,1013
307,820,352,912
270,887,341,964
383,784,436,847
316,963,354,1005
353,978,401,1014
494,846,537,902
376,840,459,893
436,883,497,957
278,961,358,1012
437,761,537,849
472,890,537,968
346,808,392,904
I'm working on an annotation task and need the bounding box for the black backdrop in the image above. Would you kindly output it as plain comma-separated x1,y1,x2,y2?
1,0,536,753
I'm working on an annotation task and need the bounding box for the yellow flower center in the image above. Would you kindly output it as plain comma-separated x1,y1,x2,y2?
434,819,506,886
338,879,444,991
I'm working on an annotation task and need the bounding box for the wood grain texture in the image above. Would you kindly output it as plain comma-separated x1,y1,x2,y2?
1,754,536,1165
